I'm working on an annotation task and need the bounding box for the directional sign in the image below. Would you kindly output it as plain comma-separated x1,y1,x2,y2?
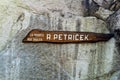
22,29,114,43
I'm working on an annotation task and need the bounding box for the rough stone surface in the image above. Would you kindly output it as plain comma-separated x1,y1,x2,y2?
107,9,120,80
0,0,119,80
95,7,114,20
93,0,113,9
110,71,120,80
93,0,120,11
0,0,31,52
107,9,120,41
1,14,115,80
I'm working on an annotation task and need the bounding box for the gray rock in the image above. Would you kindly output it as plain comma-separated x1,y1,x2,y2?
107,9,120,41
93,0,113,9
107,9,120,80
0,0,119,80
110,71,120,80
0,12,116,80
93,0,120,11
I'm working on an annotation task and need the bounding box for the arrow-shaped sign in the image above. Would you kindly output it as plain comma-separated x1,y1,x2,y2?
22,29,114,43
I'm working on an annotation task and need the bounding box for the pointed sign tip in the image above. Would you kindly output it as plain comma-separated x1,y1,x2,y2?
22,29,114,43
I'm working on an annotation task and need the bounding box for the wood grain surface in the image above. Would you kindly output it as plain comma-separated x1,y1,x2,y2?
23,29,114,43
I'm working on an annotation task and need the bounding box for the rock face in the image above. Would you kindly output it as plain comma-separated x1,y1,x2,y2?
0,0,119,80
93,0,120,11
107,9,120,80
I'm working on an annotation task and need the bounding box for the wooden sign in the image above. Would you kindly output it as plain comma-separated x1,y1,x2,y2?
22,29,114,43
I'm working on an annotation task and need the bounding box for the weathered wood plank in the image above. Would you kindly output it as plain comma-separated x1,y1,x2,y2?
22,29,113,43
